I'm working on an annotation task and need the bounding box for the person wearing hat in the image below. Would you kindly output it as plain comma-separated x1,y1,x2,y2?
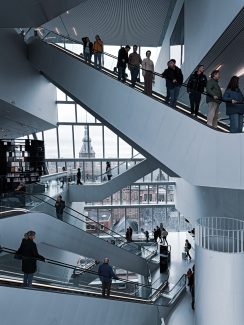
162,59,183,107
15,231,45,287
117,45,131,83
98,258,119,297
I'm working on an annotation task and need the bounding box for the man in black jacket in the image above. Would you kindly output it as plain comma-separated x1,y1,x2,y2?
16,231,45,287
55,195,66,220
162,59,183,107
187,65,207,117
117,45,130,82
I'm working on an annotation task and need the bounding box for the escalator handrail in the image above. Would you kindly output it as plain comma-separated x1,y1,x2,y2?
33,28,230,132
1,192,155,258
0,246,164,294
35,27,233,105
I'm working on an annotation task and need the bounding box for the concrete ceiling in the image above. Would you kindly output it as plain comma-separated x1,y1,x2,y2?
43,0,177,46
0,0,84,27
0,100,55,139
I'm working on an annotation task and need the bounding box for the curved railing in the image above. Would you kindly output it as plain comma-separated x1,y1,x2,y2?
0,246,185,306
196,217,244,253
24,27,231,133
0,192,157,261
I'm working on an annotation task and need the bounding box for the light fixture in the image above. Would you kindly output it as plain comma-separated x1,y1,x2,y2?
66,11,69,14
236,67,244,77
215,64,222,70
72,27,77,36
55,27,60,35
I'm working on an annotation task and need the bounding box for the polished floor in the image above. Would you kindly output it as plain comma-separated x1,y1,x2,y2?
162,232,195,325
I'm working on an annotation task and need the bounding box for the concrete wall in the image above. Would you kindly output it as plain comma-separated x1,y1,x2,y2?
28,38,244,190
0,212,150,276
0,286,161,325
0,29,57,126
175,178,244,224
182,0,244,78
196,245,244,325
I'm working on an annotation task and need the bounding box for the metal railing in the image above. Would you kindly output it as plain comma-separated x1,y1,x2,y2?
24,27,231,133
196,217,244,253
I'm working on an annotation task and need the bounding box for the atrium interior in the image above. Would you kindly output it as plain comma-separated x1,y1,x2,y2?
0,1,244,325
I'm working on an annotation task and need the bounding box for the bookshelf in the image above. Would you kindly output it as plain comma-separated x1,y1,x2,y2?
0,139,45,191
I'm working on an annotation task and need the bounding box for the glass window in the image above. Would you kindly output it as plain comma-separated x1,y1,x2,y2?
58,125,73,158
56,88,66,101
112,208,126,235
44,128,58,158
73,125,85,158
89,126,103,158
77,105,95,123
104,127,117,158
126,208,139,234
139,208,152,233
119,138,131,158
58,103,76,122
131,185,139,204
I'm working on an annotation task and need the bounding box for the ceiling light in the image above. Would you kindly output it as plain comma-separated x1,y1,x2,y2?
55,27,60,35
72,27,77,36
66,11,69,14
236,68,244,77
215,64,222,70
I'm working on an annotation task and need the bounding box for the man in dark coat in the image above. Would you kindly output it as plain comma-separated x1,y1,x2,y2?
55,195,65,220
187,64,207,117
162,59,183,107
117,45,130,82
98,258,119,297
16,231,45,287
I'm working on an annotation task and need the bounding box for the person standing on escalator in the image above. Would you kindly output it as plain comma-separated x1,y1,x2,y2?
117,45,130,83
187,64,207,117
82,36,93,64
98,258,119,297
162,59,183,108
128,45,142,87
15,231,45,287
55,195,65,221
93,35,103,70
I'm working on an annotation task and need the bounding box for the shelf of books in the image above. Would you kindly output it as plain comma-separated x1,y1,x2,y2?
0,139,45,191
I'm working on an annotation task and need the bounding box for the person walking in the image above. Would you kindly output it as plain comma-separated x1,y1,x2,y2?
77,168,83,185
142,50,154,96
185,239,192,260
156,226,162,243
153,228,157,242
188,265,195,310
206,70,222,128
82,36,93,63
187,64,207,117
117,45,130,83
162,59,183,107
125,228,130,241
128,45,142,87
15,231,45,287
93,35,103,70
223,76,244,133
55,195,65,220
98,258,119,297
162,227,168,245
129,226,133,241
106,162,112,181
145,230,149,242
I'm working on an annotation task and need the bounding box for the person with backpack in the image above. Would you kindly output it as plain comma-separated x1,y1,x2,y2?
185,239,192,260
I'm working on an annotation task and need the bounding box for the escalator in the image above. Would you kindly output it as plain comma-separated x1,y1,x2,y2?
0,246,186,325
0,192,158,276
40,157,173,203
27,30,244,191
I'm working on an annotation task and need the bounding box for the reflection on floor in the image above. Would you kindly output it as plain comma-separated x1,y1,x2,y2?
161,232,195,325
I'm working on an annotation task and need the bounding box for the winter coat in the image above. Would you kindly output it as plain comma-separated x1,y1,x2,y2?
223,88,244,115
55,200,65,214
162,66,183,89
98,263,118,283
117,47,129,68
206,79,222,103
187,71,207,93
16,239,44,274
